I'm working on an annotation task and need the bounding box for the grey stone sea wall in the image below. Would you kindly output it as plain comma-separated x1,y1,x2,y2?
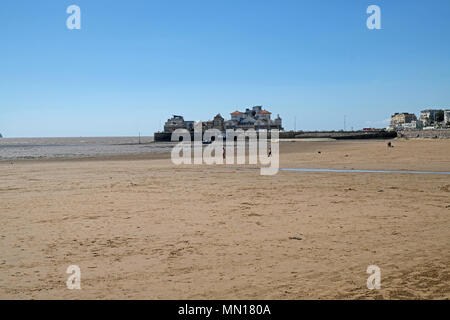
398,129,450,139
278,131,396,140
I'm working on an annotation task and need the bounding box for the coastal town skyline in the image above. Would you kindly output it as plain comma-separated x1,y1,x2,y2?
1,104,449,138
1,0,450,137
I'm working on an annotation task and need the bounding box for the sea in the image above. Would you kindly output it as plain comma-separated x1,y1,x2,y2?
0,136,175,160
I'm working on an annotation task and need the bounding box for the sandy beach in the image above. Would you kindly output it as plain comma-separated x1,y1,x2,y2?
0,139,449,299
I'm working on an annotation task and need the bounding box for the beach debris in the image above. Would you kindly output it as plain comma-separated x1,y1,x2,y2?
318,151,321,154
387,142,394,148
289,237,302,241
377,190,384,193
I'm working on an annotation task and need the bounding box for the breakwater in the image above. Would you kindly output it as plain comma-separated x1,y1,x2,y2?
398,129,450,139
154,130,396,141
278,130,396,140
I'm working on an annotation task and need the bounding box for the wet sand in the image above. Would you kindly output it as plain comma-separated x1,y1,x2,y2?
0,139,449,299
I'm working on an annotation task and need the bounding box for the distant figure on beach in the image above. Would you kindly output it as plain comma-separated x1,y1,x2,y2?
268,147,272,157
223,147,226,160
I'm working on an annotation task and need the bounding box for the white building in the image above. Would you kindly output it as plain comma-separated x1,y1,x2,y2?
420,109,442,126
401,121,423,130
444,110,450,125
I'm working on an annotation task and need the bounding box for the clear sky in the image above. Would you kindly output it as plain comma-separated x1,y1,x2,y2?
1,0,450,137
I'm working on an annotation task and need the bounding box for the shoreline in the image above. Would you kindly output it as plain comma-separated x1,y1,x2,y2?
0,152,173,164
0,138,394,164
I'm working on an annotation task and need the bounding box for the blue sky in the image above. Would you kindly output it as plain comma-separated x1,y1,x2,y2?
1,0,450,137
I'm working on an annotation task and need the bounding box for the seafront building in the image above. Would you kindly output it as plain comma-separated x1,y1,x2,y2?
227,106,282,130
389,108,450,131
389,113,420,130
162,106,283,134
390,113,417,126
420,109,443,126
444,110,450,125
163,115,195,133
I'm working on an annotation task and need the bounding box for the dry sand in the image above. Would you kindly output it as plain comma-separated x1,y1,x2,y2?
0,139,449,299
